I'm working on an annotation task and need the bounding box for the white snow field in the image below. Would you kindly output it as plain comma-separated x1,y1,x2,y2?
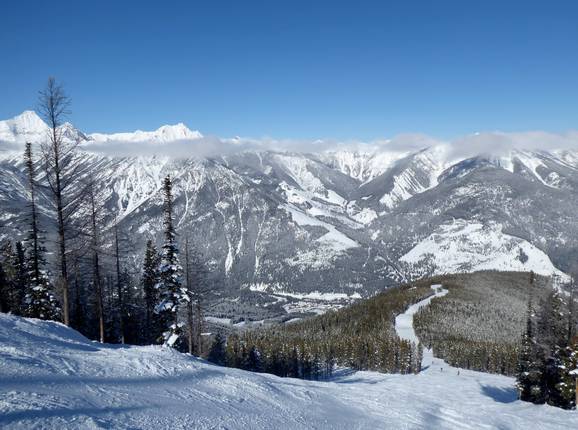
1,306,578,429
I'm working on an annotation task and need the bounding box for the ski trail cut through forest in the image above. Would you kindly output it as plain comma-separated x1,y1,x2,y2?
395,284,448,370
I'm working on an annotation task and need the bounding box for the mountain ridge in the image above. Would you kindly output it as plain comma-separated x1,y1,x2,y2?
0,111,576,321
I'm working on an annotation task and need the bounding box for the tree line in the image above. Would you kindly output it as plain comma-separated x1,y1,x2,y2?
206,281,435,378
0,78,209,354
414,271,552,375
516,287,578,409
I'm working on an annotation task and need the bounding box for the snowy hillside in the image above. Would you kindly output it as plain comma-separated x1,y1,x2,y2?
400,220,569,282
2,312,577,428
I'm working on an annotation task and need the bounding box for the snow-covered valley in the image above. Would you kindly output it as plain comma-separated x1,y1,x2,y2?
1,294,577,429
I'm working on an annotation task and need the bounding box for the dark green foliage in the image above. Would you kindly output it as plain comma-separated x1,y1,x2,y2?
142,240,161,343
514,282,578,409
414,271,551,375
21,142,61,321
222,281,434,379
516,302,546,403
154,176,187,347
550,342,578,409
207,332,227,365
0,241,27,315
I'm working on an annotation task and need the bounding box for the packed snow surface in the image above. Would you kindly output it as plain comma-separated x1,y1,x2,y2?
395,284,447,347
1,314,577,429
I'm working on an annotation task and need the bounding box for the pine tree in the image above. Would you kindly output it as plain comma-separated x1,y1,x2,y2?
154,176,187,348
0,242,17,313
22,142,60,321
142,240,160,344
545,343,577,409
517,301,537,401
9,242,27,315
207,332,227,365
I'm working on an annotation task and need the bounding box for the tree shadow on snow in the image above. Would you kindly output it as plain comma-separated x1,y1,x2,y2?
0,368,225,389
0,405,146,426
479,384,517,404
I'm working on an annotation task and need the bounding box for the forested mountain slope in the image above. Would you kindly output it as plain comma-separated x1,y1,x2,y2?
414,271,561,375
216,272,565,378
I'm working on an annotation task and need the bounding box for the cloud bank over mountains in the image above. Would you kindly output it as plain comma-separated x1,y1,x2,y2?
1,110,576,159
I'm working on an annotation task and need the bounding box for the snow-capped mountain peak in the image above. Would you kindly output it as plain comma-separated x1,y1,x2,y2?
0,111,204,147
11,110,46,131
0,110,48,143
88,122,203,144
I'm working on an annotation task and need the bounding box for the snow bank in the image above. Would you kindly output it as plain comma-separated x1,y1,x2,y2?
1,313,577,429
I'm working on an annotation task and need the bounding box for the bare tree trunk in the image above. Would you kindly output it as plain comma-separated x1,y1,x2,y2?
185,236,194,354
72,256,82,330
39,77,76,326
89,187,105,343
196,300,203,356
114,223,125,344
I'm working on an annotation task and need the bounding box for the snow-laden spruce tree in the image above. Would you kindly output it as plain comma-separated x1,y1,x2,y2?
547,342,578,409
154,176,189,348
516,301,544,402
22,142,60,321
1,241,27,315
142,239,161,343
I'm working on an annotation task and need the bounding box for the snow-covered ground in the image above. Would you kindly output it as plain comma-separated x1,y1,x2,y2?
395,284,448,370
1,310,577,429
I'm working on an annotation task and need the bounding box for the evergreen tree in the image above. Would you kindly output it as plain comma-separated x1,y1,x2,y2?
207,332,227,365
142,240,160,343
22,142,60,321
517,302,538,401
0,242,17,313
7,242,27,315
545,344,577,409
154,176,187,348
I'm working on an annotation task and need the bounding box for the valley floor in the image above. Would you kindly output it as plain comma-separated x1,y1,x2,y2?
1,300,577,429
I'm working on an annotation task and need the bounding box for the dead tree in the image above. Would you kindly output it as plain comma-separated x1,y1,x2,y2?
39,77,80,326
184,236,194,354
114,222,125,344
87,181,105,343
183,235,209,355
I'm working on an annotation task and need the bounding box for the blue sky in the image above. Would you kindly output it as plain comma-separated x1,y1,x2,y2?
2,1,578,140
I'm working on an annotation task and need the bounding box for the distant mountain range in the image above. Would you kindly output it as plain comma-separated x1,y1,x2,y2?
1,111,576,321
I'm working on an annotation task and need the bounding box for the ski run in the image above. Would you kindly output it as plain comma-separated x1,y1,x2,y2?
1,284,577,429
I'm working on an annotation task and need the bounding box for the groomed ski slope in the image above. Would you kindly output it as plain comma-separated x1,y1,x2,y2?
1,301,577,429
395,284,448,369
